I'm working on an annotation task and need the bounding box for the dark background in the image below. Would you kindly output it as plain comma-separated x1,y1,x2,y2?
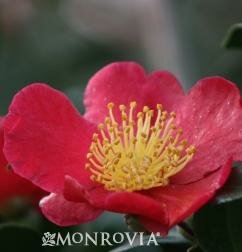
1,0,242,115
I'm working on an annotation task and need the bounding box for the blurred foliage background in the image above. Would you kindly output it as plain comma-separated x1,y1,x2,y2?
0,0,242,251
1,0,242,115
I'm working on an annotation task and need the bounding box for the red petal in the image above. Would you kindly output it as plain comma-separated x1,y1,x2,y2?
140,158,232,234
40,193,102,226
86,186,168,225
63,175,87,202
0,118,7,168
173,77,242,183
84,62,184,124
62,176,108,207
0,117,44,203
61,158,230,232
104,191,168,224
4,84,95,193
143,70,184,111
138,217,169,236
62,176,168,225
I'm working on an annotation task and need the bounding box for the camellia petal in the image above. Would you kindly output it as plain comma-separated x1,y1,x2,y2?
143,70,184,111
140,158,232,234
62,159,231,234
40,193,102,226
84,62,184,124
0,117,44,204
103,191,168,225
4,84,96,193
62,175,168,224
63,177,168,225
63,175,88,203
173,77,242,184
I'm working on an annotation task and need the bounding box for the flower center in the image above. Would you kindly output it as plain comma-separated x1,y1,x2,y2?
86,102,196,192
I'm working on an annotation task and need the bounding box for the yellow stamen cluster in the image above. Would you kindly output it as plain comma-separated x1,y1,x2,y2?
86,102,196,192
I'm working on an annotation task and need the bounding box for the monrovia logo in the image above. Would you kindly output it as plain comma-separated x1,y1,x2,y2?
42,232,56,246
41,232,161,247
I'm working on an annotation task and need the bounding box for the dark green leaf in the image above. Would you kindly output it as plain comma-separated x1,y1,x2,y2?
124,215,148,233
187,244,203,252
0,223,43,252
213,167,242,204
222,23,242,49
193,200,242,252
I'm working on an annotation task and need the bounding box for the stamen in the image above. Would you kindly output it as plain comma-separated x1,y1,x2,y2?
86,102,196,192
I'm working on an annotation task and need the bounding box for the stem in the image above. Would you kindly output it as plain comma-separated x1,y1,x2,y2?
177,222,194,241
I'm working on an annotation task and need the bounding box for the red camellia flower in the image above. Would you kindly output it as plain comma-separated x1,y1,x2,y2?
0,117,45,207
3,62,242,234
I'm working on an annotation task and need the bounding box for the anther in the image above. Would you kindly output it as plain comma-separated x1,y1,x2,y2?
119,105,126,111
143,106,149,113
170,112,176,118
157,104,163,110
105,117,111,124
137,112,143,118
186,145,196,155
107,102,114,109
141,132,147,138
98,123,104,130
130,101,137,108
114,159,119,165
171,124,177,129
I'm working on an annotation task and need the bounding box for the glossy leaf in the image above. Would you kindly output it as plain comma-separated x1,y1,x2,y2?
222,23,242,49
193,200,242,252
213,167,242,204
187,245,203,252
0,223,43,252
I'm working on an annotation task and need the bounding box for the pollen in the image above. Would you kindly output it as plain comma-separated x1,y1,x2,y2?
86,102,196,192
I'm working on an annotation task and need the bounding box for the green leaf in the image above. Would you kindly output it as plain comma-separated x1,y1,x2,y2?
213,167,242,204
0,223,43,252
187,244,203,252
124,215,148,233
222,23,242,49
193,200,242,252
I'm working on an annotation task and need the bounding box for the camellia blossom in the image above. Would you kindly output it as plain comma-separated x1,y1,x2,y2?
3,62,242,234
0,117,45,207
